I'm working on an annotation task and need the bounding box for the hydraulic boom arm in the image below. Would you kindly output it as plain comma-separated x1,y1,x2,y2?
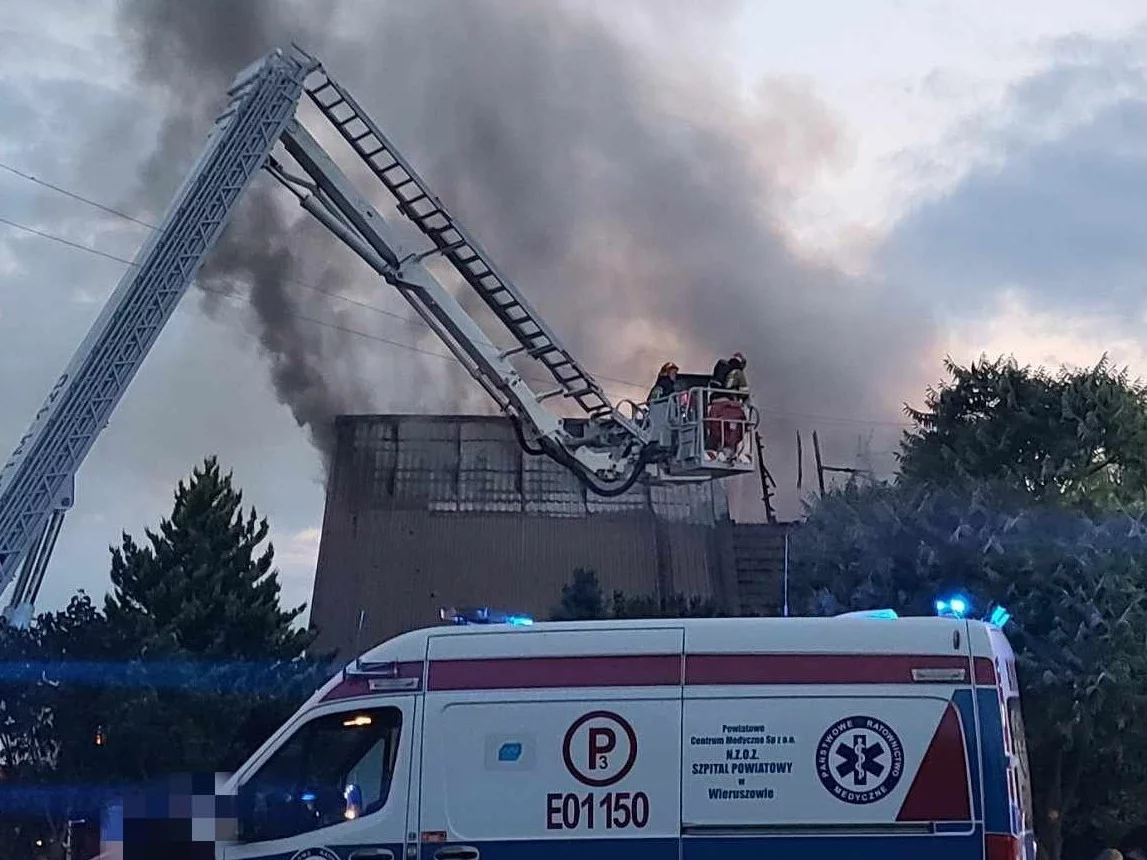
0,51,309,625
0,45,755,625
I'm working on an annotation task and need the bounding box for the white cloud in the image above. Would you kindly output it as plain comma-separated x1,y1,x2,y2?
278,526,321,569
941,288,1147,375
274,525,322,622
0,238,21,281
733,2,1147,263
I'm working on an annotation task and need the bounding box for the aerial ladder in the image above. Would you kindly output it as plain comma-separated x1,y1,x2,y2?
0,45,758,626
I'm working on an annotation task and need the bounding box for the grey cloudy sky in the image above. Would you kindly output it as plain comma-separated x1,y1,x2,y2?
2,0,1145,620
882,28,1147,322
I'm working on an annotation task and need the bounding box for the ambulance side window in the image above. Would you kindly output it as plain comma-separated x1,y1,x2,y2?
237,706,403,844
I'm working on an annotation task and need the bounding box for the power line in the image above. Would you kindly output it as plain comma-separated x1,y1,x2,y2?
0,162,153,229
0,211,641,400
0,160,915,428
0,214,504,367
0,160,419,327
0,165,656,394
0,216,139,267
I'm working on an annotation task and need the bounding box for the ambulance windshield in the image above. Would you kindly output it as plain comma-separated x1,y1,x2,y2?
236,705,403,843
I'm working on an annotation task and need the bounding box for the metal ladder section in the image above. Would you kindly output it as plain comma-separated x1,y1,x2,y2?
299,61,617,425
0,49,311,616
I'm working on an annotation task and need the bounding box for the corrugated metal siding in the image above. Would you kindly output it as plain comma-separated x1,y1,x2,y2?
731,522,793,616
313,510,723,657
327,414,726,521
522,452,584,518
457,420,520,512
310,414,737,656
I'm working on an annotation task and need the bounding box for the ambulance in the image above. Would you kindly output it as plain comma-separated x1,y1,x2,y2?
216,609,1036,860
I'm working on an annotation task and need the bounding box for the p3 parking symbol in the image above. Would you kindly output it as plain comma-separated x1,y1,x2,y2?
550,710,650,833
815,715,904,804
562,710,638,787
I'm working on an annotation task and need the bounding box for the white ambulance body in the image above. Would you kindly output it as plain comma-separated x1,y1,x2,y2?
218,614,1035,860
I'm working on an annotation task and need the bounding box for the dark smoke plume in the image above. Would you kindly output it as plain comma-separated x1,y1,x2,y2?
116,0,936,516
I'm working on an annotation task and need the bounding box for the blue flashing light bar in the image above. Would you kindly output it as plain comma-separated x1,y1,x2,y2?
439,606,535,626
987,605,1012,628
935,594,971,620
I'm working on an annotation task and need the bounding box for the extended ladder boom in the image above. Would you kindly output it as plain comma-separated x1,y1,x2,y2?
0,45,755,624
0,50,311,625
304,62,617,424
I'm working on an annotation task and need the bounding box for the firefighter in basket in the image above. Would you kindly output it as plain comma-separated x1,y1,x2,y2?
706,352,749,460
648,361,679,402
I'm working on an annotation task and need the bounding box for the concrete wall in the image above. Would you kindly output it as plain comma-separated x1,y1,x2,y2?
310,415,736,657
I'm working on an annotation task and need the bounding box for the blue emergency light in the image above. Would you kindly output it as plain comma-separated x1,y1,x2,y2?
987,604,1012,628
862,608,900,620
934,594,970,619
835,608,899,620
931,593,1014,628
439,606,534,626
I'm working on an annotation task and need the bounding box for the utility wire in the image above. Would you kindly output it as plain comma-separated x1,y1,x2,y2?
0,162,153,229
0,159,916,429
0,215,506,367
0,211,639,400
0,161,420,327
0,216,138,267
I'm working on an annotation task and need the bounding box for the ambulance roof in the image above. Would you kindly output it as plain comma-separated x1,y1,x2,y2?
307,616,1014,708
351,615,1007,667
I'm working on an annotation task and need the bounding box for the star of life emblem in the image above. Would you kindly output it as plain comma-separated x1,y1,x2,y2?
815,715,905,804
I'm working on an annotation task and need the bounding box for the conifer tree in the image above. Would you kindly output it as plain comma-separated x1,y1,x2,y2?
549,568,607,620
103,456,314,661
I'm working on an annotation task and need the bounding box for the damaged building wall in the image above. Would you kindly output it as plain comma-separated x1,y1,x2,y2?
310,414,749,656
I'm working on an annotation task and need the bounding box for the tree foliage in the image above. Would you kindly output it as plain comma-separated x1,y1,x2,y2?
0,594,119,854
549,568,721,621
900,355,1147,508
611,591,721,619
797,353,1147,859
791,478,1147,856
0,458,334,854
78,457,331,781
103,456,314,661
550,568,608,621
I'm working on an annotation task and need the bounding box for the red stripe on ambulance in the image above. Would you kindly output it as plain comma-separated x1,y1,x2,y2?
686,654,988,686
414,653,999,691
975,658,998,685
322,660,424,701
986,833,1024,860
428,655,682,690
896,703,972,822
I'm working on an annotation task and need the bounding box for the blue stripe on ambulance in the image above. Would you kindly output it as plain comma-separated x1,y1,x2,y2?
975,686,1012,836
951,688,983,823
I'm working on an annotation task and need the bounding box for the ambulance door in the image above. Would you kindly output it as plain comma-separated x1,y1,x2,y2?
225,695,418,860
418,627,684,860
